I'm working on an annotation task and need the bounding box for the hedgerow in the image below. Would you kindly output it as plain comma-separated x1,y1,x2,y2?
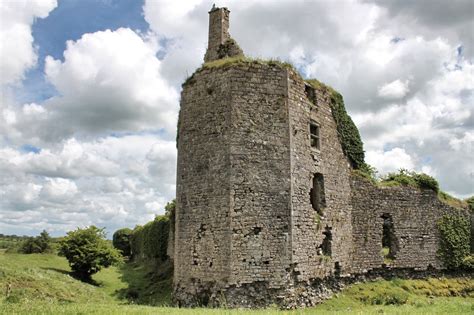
128,199,176,262
130,216,170,262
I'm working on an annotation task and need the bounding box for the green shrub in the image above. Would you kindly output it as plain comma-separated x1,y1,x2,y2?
370,290,409,305
112,228,132,257
461,255,474,270
20,230,52,254
437,214,470,270
58,226,122,281
130,215,170,262
165,199,176,216
412,173,439,193
381,169,440,193
466,196,474,211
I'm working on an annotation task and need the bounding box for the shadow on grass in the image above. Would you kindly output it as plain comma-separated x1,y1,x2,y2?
115,258,173,306
40,267,101,286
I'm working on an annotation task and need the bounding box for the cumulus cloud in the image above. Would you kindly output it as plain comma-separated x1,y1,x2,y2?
378,79,410,99
0,0,57,85
366,148,415,175
42,28,179,139
0,135,176,235
1,0,473,236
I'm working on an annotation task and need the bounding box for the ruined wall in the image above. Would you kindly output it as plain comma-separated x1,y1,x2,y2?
204,7,230,62
350,175,465,273
228,64,292,288
288,72,353,281
175,69,233,298
175,63,295,305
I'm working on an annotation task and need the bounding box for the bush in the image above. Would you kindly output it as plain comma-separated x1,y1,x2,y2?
20,230,52,254
461,255,474,270
437,214,470,270
58,226,122,281
112,228,132,257
466,196,474,211
412,173,439,193
130,215,170,262
381,169,439,193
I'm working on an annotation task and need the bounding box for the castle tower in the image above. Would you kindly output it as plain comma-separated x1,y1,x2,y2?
204,6,243,62
174,6,354,307
174,5,471,309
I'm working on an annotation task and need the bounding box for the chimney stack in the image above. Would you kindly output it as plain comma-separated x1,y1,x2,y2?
204,5,243,62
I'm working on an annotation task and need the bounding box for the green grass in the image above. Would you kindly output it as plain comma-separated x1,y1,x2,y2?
1,251,473,314
438,191,468,209
183,56,297,86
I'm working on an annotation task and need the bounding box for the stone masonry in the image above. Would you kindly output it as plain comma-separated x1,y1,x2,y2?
174,6,471,308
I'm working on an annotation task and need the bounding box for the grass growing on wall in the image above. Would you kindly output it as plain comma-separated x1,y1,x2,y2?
183,56,296,86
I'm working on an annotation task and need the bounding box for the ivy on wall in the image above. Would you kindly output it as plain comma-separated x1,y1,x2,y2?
437,214,471,270
306,79,367,171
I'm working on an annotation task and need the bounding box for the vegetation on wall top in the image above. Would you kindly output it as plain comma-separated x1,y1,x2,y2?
380,169,439,193
183,56,296,86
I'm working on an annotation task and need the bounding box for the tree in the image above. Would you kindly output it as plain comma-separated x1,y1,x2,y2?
165,199,176,217
20,230,52,254
59,226,122,281
112,228,132,257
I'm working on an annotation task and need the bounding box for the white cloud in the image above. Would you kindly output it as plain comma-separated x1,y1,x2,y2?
40,178,78,203
1,0,473,236
0,0,57,85
378,79,410,99
366,147,415,175
40,28,179,139
0,135,176,235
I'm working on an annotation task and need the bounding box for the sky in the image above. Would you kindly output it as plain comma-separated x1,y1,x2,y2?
0,0,472,237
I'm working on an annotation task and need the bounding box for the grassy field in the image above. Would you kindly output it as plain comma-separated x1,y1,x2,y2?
0,251,472,314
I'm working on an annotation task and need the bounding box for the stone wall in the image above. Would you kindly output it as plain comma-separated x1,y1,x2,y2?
174,68,233,302
228,64,292,288
204,7,242,62
350,175,467,273
287,71,353,281
175,63,295,305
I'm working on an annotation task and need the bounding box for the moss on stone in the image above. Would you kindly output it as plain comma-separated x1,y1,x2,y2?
438,191,469,209
183,56,297,87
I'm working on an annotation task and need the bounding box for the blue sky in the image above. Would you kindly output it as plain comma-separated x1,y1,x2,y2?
16,0,148,104
0,0,472,236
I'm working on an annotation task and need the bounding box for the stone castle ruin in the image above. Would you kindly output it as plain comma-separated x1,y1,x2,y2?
173,6,471,308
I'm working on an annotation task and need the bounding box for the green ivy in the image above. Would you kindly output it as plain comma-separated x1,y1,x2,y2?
437,214,470,270
306,79,367,170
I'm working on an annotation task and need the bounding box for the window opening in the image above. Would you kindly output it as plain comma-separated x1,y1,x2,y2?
310,122,320,149
381,213,398,264
305,83,317,106
321,226,332,257
310,173,326,215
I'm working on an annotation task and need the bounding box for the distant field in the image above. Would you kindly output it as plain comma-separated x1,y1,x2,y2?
0,251,473,314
